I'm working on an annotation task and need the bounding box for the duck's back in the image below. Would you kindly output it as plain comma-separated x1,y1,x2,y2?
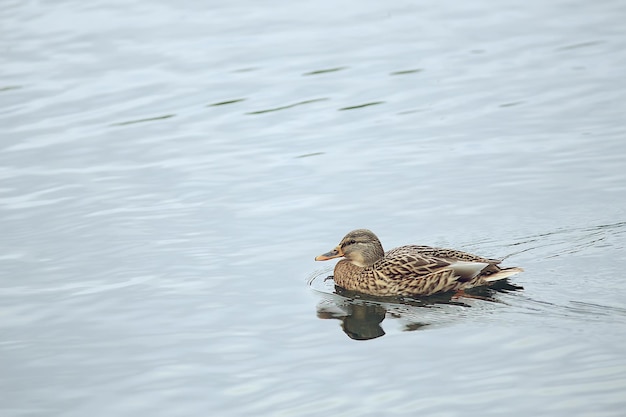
385,245,501,265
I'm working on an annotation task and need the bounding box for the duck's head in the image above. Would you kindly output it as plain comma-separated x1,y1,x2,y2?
314,229,385,267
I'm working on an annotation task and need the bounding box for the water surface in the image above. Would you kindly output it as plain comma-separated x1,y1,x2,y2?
2,0,626,415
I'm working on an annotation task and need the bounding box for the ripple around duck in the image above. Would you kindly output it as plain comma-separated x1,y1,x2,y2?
476,221,626,261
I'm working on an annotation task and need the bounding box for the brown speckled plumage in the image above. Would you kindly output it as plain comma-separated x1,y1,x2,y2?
315,229,523,297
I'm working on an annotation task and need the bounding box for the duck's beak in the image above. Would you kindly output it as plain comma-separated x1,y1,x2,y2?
315,246,343,261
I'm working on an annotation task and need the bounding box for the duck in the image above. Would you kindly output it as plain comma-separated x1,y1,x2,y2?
315,229,523,297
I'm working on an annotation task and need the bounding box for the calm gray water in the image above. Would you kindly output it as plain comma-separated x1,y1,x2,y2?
2,0,626,415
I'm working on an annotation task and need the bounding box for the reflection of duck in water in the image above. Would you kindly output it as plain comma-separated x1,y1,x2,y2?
317,302,389,340
315,229,523,297
316,281,523,341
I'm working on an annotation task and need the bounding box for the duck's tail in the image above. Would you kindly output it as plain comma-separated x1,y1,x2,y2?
483,266,524,282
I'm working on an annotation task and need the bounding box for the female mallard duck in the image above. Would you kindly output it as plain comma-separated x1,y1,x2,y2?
315,229,523,297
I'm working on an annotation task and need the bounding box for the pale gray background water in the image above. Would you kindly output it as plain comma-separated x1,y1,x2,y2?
2,0,626,415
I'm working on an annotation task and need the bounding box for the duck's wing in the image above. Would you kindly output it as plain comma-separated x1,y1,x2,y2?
387,245,501,265
373,246,453,280
368,246,494,295
380,245,496,282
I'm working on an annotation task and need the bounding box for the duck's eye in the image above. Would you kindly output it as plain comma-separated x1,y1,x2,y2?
349,239,356,245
